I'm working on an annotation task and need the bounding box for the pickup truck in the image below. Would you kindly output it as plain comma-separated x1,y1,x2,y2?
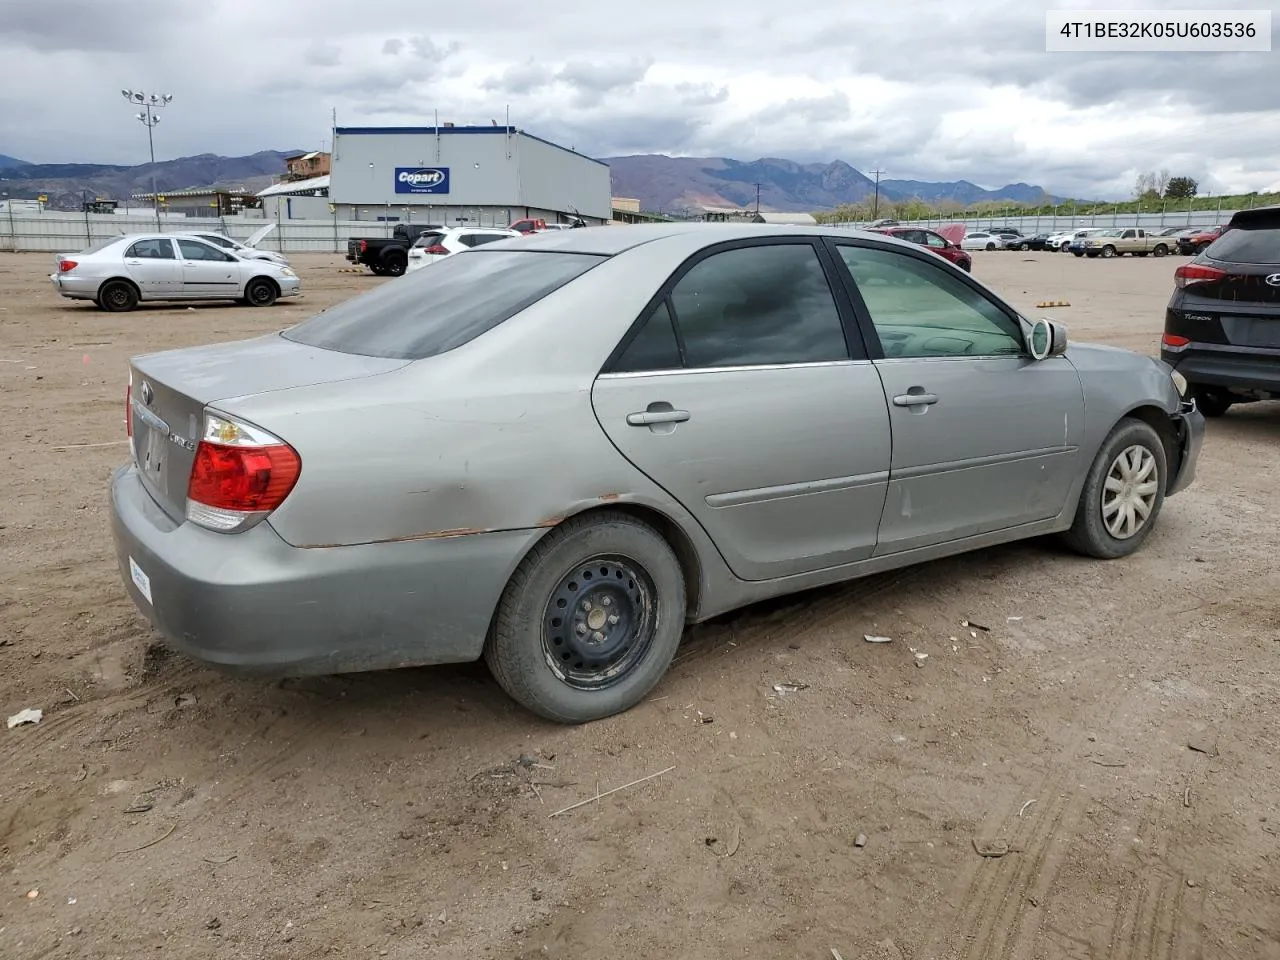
1080,227,1172,258
345,223,444,276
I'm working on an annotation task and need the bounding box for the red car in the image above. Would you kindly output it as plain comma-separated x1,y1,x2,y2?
1176,225,1224,256
869,224,972,272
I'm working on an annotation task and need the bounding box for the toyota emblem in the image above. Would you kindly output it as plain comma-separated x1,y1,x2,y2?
1266,273,1280,287
140,381,154,405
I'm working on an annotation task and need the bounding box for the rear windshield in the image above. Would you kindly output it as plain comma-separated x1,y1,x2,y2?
1205,226,1280,265
282,250,605,360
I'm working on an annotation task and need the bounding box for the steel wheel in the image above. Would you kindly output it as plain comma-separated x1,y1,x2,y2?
542,555,656,690
1101,445,1160,540
245,278,277,307
99,280,138,312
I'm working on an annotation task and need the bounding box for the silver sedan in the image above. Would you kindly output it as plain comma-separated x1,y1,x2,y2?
51,233,300,311
110,224,1203,723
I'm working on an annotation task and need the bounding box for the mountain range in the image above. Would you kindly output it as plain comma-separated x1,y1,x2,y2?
0,148,1058,213
603,155,1058,213
0,151,298,210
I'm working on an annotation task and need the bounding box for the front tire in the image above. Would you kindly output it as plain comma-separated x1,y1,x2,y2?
1063,418,1167,559
244,278,278,307
98,280,139,312
986,242,996,251
1153,244,1169,257
484,513,686,724
1101,245,1117,258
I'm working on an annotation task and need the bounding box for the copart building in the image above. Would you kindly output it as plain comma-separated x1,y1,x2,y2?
297,124,612,227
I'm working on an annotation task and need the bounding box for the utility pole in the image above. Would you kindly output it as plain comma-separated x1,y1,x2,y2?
871,168,885,220
121,89,174,231
754,182,761,215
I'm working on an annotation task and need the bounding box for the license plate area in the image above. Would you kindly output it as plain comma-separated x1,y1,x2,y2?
1221,316,1280,349
129,556,153,605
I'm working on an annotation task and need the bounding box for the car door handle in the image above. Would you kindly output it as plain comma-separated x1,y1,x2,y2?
892,392,939,407
627,409,690,426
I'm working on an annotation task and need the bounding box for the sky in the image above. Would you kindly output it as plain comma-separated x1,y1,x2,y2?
1,0,1277,200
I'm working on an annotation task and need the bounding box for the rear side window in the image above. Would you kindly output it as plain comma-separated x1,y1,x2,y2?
283,251,604,360
1205,226,1280,264
127,238,175,259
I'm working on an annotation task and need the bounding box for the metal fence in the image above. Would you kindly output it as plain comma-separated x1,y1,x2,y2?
0,210,496,255
829,209,1235,234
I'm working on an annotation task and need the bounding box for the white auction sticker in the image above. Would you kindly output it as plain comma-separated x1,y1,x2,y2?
1046,9,1271,51
129,556,153,605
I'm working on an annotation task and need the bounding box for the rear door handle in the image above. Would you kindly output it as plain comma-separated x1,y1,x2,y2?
892,392,939,407
627,409,690,426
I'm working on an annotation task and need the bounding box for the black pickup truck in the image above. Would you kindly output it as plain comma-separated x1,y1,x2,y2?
345,223,443,276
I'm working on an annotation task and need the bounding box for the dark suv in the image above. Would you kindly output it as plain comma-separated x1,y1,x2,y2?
1161,205,1280,416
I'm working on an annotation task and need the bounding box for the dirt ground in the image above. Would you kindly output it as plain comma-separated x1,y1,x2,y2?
1,248,1278,960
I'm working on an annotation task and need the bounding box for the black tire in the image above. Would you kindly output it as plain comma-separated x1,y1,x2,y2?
1086,252,1098,258
986,242,996,251
1073,251,1084,257
1101,245,1117,258
959,259,971,272
1017,242,1029,251
383,252,407,277
1191,387,1233,418
244,277,278,307
369,264,388,276
484,513,686,724
1153,244,1169,257
1062,418,1167,560
98,280,139,312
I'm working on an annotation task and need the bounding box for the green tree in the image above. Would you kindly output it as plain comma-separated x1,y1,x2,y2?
1165,176,1198,199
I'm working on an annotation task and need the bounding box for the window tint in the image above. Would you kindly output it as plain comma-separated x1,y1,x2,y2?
126,238,174,259
668,243,849,368
177,239,235,262
1204,226,1280,264
200,235,237,249
460,233,507,248
283,251,603,360
838,245,1024,359
923,232,948,249
412,232,445,249
612,300,682,372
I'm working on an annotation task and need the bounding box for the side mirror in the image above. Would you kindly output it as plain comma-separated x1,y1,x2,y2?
1028,318,1068,360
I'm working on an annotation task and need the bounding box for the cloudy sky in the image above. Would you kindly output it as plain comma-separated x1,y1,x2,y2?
1,0,1277,199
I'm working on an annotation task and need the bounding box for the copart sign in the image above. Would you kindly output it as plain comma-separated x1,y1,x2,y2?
394,167,450,195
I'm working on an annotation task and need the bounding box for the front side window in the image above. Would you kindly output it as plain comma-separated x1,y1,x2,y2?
666,243,849,368
923,232,948,249
837,245,1024,359
177,239,235,262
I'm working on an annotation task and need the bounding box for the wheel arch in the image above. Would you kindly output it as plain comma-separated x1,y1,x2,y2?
247,274,281,296
102,276,141,296
1119,404,1180,482
523,502,705,622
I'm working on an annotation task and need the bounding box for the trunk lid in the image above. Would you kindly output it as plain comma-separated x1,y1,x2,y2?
129,333,409,521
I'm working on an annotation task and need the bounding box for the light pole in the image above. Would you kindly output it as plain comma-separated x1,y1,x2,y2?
121,89,173,231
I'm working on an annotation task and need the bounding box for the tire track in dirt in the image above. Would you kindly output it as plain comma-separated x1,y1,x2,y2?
916,675,1131,960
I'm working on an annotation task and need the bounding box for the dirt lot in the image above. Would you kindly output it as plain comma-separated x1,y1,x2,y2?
1,249,1278,960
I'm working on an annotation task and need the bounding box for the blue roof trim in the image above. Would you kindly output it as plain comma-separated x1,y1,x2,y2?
333,126,609,168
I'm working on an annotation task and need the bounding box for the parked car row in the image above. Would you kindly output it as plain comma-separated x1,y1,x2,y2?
348,217,587,276
51,231,300,312
955,225,1228,258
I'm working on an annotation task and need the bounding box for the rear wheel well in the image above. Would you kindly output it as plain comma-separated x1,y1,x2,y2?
546,504,702,621
104,276,140,296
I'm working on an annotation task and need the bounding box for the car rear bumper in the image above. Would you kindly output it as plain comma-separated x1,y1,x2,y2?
1166,400,1204,497
109,463,540,677
50,273,100,300
1161,347,1280,395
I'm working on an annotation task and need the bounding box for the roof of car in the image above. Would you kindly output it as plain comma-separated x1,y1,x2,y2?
1226,204,1280,228
504,222,896,256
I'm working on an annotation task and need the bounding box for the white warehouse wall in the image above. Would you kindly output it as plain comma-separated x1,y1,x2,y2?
328,127,610,221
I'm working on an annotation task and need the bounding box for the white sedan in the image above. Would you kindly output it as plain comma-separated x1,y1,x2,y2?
960,231,1004,251
406,227,521,273
51,233,300,312
189,223,289,265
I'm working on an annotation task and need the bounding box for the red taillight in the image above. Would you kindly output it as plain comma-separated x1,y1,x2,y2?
424,244,449,255
1161,333,1191,349
58,259,78,272
359,239,368,253
1173,264,1226,288
188,441,300,513
185,413,300,532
